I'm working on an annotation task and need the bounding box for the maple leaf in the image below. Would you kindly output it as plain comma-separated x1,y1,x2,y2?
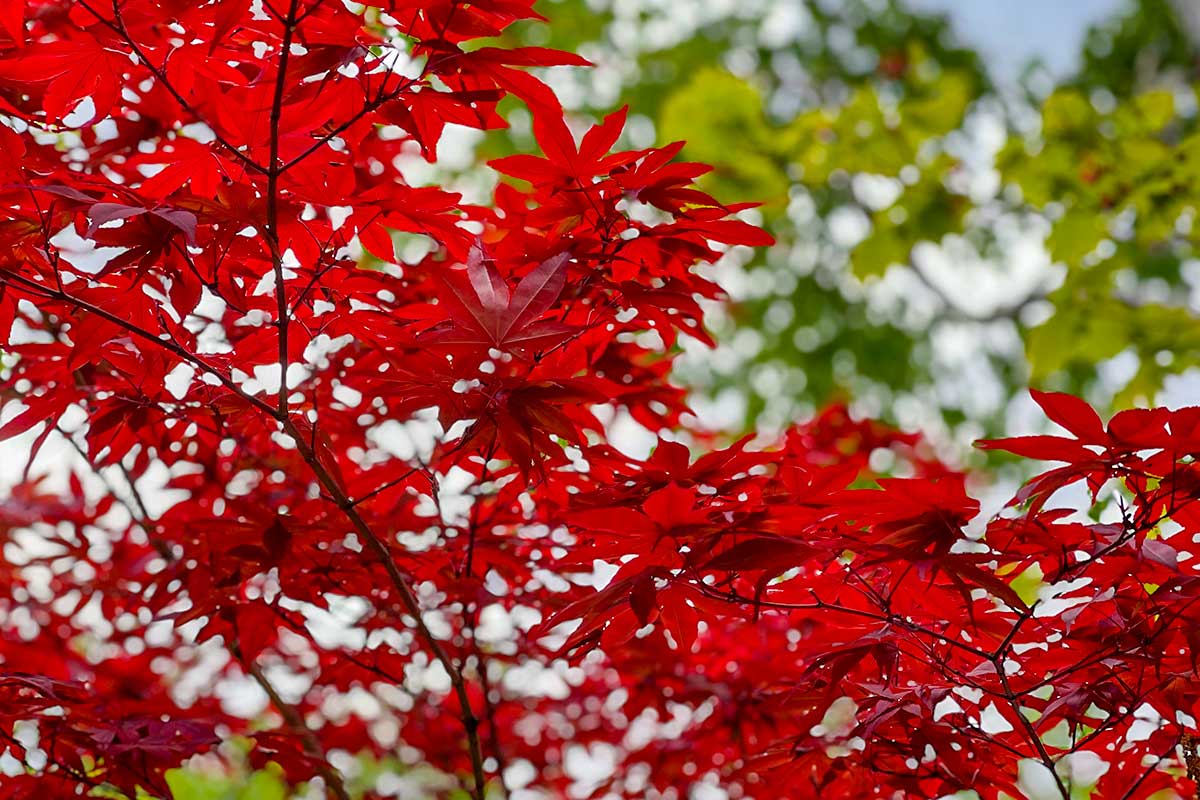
490,105,631,185
0,39,127,124
428,246,574,353
85,201,198,245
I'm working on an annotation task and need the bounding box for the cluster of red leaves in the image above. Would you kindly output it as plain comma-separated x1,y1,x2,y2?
526,392,1200,798
1,2,1200,799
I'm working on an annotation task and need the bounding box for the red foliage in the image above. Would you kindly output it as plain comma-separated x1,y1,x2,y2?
1,3,1200,799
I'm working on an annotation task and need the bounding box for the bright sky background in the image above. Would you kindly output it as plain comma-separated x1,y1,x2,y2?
910,0,1127,79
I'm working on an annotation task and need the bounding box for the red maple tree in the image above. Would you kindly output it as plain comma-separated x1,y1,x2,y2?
2,2,1200,799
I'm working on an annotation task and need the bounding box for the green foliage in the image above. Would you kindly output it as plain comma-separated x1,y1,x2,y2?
1002,79,1200,405
850,155,967,280
659,68,790,207
165,766,288,800
486,0,1200,438
1076,0,1196,96
594,0,990,433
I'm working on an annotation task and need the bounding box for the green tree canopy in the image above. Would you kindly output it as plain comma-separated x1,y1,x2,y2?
479,0,1200,449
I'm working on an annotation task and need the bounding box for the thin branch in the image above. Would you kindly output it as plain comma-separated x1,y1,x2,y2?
694,582,996,662
279,416,489,800
74,0,269,175
996,668,1069,798
266,0,300,417
58,426,359,799
479,655,509,799
239,651,353,800
0,272,279,420
54,424,173,560
10,4,494,793
260,4,488,788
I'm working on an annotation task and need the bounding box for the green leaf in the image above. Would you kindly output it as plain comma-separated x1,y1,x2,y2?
164,767,288,800
1041,90,1094,137
1009,564,1044,608
1047,208,1107,264
237,770,287,800
658,68,790,208
1026,303,1128,381
1130,89,1175,133
165,769,230,800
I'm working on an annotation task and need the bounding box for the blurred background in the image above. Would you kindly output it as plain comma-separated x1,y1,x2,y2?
426,0,1200,461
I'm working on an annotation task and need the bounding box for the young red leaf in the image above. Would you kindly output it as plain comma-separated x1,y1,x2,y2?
1030,388,1108,443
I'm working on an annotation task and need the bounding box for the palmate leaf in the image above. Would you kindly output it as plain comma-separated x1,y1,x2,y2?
431,248,573,352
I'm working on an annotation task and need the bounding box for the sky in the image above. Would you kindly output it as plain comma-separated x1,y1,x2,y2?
908,0,1128,79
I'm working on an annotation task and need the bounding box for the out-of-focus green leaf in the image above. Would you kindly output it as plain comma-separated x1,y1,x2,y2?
489,0,1200,438
659,69,790,207
851,157,965,279
164,766,287,800
1047,208,1107,264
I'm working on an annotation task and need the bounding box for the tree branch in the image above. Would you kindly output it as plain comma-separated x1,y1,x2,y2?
242,656,352,800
